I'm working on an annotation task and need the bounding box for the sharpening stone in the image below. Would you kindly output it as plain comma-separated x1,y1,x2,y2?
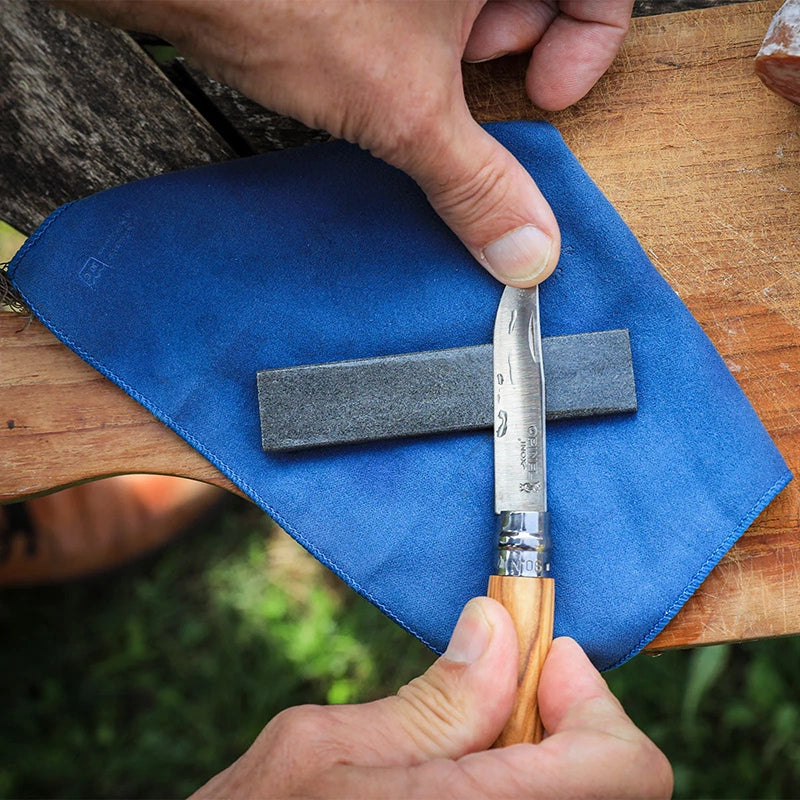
258,328,636,452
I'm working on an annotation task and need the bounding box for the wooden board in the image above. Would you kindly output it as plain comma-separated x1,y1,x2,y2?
0,1,233,235
0,313,240,499
1,1,798,649
0,0,239,495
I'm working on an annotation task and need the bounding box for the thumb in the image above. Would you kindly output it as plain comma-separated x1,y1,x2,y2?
331,597,520,766
398,111,561,287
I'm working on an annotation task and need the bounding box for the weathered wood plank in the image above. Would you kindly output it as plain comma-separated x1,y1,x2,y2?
0,311,240,500
0,0,233,235
163,58,329,156
634,0,755,12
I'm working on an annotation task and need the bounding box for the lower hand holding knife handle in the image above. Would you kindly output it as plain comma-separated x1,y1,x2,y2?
488,510,555,746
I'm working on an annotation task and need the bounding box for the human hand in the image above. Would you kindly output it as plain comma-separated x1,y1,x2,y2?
190,597,672,799
58,0,633,287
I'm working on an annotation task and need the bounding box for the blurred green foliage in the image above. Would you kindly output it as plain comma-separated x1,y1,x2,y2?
0,503,433,798
0,220,25,266
2,500,800,798
608,636,800,798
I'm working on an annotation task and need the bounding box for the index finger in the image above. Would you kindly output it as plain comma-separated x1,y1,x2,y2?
526,0,634,110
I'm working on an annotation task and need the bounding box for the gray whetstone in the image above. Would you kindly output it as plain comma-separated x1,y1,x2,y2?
258,329,636,451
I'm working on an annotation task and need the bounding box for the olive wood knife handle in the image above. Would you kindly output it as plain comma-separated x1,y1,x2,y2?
487,575,555,746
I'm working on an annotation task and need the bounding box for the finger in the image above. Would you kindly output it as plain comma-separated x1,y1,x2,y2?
392,106,560,286
537,637,629,734
526,0,634,110
313,757,512,800
323,597,519,766
464,0,557,62
318,712,673,800
405,636,671,798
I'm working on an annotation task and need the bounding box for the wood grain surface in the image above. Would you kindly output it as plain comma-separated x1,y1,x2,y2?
0,1,232,236
0,312,240,500
0,0,239,496
487,575,554,745
1,1,798,649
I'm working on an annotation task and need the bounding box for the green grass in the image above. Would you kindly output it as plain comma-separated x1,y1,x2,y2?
3,500,800,798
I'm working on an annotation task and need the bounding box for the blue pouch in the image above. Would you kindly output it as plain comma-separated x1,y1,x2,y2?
9,121,790,671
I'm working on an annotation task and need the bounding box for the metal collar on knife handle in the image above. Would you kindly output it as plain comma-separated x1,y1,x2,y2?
489,285,555,747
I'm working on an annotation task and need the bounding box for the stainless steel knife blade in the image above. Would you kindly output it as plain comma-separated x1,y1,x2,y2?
493,286,551,579
493,286,548,515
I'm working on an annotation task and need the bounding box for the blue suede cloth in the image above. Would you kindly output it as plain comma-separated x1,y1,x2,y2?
9,121,790,671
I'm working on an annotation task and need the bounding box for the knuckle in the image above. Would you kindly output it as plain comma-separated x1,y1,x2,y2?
266,704,341,756
367,94,450,168
252,705,349,796
426,156,511,228
271,704,370,769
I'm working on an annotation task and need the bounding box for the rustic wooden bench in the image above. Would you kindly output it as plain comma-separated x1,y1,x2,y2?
1,0,797,652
